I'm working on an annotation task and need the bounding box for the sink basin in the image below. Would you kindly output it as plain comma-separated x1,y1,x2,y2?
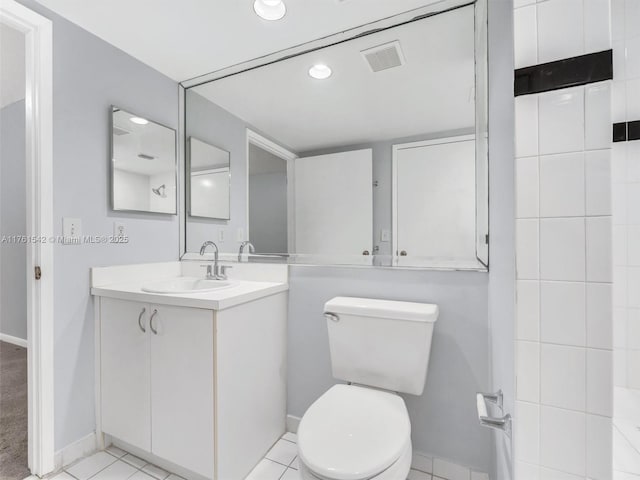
141,277,233,294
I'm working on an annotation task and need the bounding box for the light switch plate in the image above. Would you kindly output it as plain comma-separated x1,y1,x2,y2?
63,218,82,244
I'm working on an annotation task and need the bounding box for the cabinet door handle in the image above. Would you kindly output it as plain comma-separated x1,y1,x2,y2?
137,308,146,333
149,309,159,335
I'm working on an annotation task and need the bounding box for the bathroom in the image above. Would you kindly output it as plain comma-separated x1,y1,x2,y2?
0,0,632,479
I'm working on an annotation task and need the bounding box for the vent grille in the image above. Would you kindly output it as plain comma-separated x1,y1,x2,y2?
113,126,130,136
361,40,405,73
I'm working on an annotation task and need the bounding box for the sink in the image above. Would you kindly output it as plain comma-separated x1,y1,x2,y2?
141,277,234,294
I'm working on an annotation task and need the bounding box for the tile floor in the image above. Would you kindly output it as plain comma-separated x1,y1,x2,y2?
51,435,487,480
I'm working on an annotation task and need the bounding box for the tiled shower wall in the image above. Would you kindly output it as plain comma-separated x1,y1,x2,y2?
611,0,640,477
513,0,613,479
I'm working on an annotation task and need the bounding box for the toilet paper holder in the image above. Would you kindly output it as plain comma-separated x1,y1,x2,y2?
476,390,511,437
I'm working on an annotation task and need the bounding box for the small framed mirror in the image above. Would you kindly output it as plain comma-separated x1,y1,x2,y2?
188,137,231,220
111,106,177,214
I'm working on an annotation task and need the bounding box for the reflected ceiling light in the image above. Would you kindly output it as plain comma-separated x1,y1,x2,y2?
130,116,149,125
253,0,286,20
309,64,332,80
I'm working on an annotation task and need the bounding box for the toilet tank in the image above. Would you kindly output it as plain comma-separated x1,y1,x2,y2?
324,297,439,396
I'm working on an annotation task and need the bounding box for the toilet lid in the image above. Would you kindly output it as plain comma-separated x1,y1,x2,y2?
298,385,411,480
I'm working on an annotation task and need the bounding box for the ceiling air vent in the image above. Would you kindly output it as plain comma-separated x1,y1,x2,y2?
361,40,405,73
113,126,130,136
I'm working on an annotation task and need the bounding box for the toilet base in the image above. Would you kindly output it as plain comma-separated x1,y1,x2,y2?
298,440,412,480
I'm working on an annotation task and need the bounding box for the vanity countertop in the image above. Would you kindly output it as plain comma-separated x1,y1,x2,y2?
91,279,288,311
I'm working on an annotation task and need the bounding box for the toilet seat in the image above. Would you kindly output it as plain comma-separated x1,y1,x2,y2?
297,384,411,480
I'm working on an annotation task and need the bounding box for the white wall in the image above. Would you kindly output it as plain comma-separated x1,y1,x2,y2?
0,100,27,342
513,1,613,478
113,169,150,212
611,0,640,476
16,0,180,451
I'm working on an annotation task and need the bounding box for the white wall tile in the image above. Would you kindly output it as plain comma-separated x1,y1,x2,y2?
516,95,539,158
585,82,612,151
540,218,586,281
587,283,614,349
517,156,539,218
515,461,539,480
614,225,628,266
539,152,585,217
537,0,584,64
613,184,628,225
627,349,640,389
627,142,640,183
628,267,640,308
432,458,470,480
625,0,640,43
614,266,628,307
628,226,640,266
586,150,612,216
540,281,586,346
584,0,612,54
541,344,586,411
514,5,538,69
517,341,540,402
587,348,614,416
586,216,613,283
518,280,541,341
614,307,628,349
627,78,640,120
626,34,640,80
627,184,640,225
539,87,585,155
612,143,628,186
612,81,627,123
612,0,625,42
540,406,586,475
537,467,583,480
514,0,536,8
516,401,540,464
518,219,540,280
587,414,613,480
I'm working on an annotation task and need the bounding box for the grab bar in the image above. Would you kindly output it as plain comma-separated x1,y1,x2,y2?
476,390,511,437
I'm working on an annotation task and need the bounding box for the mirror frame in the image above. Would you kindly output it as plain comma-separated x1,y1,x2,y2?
110,105,178,215
178,0,488,271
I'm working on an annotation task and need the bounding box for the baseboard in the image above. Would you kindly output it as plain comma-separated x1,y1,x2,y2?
54,432,97,471
286,414,300,433
0,333,27,348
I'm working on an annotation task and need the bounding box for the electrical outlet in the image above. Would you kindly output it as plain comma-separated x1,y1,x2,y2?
63,218,82,244
114,222,126,238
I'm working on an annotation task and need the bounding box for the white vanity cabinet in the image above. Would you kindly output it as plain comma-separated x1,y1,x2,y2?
95,291,287,480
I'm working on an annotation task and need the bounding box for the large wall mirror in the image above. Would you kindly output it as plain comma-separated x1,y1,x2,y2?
111,107,177,214
182,1,488,270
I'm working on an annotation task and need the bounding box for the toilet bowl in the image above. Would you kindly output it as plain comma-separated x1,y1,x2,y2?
297,297,438,480
297,385,412,480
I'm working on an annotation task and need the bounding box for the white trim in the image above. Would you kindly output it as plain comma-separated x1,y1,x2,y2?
0,333,28,348
286,414,301,434
0,1,55,476
245,129,298,250
54,432,97,472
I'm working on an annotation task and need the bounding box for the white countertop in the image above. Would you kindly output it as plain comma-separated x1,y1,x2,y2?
91,279,288,310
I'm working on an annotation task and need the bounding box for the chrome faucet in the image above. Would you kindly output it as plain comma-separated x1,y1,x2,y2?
238,241,255,262
200,241,231,280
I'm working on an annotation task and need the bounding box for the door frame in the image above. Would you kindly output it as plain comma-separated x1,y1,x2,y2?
0,1,55,476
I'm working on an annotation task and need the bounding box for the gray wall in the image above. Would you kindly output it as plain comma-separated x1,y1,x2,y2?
0,100,27,341
17,0,179,451
287,266,491,472
249,173,287,254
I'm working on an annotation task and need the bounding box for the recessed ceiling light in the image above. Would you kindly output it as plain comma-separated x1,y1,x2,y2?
130,117,149,125
254,0,286,21
309,64,332,80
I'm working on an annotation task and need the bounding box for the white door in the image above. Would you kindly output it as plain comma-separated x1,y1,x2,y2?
150,305,215,479
293,149,372,256
393,136,476,266
100,298,151,451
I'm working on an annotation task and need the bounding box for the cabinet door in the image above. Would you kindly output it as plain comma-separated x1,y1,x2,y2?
100,298,151,451
150,305,214,479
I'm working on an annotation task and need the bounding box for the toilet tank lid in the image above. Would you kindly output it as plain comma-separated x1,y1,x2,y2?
324,297,439,323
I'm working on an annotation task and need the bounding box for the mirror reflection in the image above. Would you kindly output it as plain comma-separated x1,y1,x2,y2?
184,4,486,269
111,107,177,214
189,137,230,220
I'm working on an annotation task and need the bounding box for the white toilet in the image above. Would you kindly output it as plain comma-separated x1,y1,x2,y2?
297,297,439,480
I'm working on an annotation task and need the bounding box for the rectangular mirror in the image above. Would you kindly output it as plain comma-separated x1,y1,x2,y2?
182,2,488,270
111,106,177,214
188,137,230,220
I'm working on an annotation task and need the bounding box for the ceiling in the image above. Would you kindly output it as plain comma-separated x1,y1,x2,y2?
34,0,465,81
1,23,25,109
192,5,475,152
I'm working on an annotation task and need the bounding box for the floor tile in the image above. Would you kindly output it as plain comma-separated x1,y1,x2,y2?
129,471,156,480
141,464,169,480
282,432,297,443
408,469,432,480
90,461,137,480
245,459,288,480
265,439,297,466
288,457,299,470
105,445,127,459
411,453,433,473
121,454,148,470
281,467,303,480
165,475,185,480
51,473,77,480
66,452,118,480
